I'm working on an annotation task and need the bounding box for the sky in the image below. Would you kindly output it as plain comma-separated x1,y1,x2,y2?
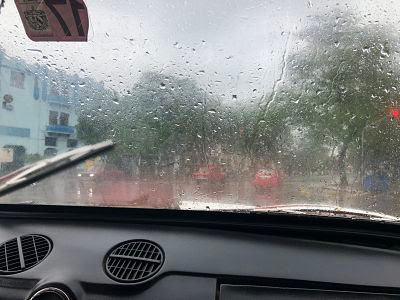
1,0,400,102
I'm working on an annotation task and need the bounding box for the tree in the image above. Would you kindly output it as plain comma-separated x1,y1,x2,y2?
281,11,400,186
228,103,290,165
77,72,222,177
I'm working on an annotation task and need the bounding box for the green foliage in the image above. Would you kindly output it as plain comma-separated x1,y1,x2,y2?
76,71,291,175
279,12,400,184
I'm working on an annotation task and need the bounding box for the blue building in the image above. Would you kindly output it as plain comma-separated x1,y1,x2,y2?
0,52,80,164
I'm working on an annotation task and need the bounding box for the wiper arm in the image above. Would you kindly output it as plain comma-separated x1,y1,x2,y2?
0,140,115,197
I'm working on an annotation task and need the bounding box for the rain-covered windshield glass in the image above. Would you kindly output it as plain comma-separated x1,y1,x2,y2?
1,0,400,219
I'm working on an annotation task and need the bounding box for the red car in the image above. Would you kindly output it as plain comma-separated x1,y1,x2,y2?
192,165,225,183
254,168,282,190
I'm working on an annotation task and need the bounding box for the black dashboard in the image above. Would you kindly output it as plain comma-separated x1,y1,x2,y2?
0,205,400,299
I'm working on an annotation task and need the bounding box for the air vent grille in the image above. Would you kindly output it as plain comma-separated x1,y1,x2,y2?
0,235,51,274
104,240,164,283
0,238,21,272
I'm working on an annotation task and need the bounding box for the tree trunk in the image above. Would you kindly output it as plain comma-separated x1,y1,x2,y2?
338,142,349,187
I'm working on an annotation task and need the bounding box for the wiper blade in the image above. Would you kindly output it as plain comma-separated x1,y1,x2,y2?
253,204,400,222
0,140,115,197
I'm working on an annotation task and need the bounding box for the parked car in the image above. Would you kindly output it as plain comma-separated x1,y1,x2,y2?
192,164,225,183
76,160,125,196
254,167,282,190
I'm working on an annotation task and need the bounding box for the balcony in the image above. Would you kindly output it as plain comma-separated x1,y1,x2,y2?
46,125,75,135
47,94,70,106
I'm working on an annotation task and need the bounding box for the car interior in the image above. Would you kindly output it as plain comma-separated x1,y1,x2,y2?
1,205,400,299
2,0,400,299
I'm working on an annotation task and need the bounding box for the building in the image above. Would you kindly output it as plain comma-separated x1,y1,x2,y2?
0,52,80,168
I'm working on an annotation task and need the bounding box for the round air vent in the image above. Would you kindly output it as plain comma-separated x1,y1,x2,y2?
0,234,52,274
28,287,70,300
104,239,164,283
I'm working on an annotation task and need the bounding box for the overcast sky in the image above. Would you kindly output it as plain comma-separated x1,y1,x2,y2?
1,0,399,102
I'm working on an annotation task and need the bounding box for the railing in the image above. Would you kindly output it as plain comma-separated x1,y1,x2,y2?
46,125,75,135
47,94,70,106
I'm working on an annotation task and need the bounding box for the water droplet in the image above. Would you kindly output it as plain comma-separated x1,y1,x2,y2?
160,83,166,89
153,117,159,120
362,46,370,53
208,109,217,114
380,44,390,58
232,95,237,100
197,134,202,138
27,48,42,53
380,49,390,58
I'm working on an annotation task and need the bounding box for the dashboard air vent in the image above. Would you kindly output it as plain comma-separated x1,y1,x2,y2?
0,234,52,274
104,239,164,283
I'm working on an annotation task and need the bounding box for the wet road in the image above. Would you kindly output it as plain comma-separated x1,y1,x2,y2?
1,173,400,217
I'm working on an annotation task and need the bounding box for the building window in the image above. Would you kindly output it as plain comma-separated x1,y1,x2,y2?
45,137,57,147
67,139,78,148
33,76,40,100
10,71,25,89
49,111,58,125
60,112,69,126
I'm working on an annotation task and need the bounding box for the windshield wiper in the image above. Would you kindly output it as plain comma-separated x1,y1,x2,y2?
0,140,115,197
252,204,400,222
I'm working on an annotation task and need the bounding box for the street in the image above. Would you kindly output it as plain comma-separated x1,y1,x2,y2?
1,172,400,217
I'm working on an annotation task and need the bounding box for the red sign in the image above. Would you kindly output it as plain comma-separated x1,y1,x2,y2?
15,0,89,42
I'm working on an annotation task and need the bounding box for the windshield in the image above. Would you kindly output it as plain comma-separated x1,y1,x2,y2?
1,0,400,220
